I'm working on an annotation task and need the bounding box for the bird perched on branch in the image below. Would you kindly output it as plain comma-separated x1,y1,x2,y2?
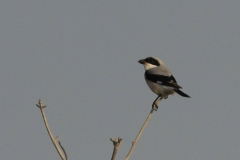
138,57,190,110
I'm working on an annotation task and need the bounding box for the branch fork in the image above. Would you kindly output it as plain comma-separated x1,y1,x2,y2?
110,137,122,160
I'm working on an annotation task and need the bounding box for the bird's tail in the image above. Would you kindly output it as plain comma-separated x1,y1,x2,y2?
174,89,190,98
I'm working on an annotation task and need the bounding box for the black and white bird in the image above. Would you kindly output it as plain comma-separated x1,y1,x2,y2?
138,57,190,110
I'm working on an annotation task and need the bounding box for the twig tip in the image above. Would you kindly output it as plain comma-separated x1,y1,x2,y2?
55,136,59,141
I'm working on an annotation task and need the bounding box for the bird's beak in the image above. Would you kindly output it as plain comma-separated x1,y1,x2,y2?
138,59,145,64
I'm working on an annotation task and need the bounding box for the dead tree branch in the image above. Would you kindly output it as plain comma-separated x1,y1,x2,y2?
36,99,67,160
110,137,122,160
125,98,162,160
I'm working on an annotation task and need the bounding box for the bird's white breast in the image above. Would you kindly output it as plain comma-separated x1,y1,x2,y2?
145,79,175,98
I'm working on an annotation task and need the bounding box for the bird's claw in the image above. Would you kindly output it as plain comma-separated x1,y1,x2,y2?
152,103,158,111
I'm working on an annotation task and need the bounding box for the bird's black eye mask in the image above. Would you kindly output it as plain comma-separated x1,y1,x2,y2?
145,57,160,66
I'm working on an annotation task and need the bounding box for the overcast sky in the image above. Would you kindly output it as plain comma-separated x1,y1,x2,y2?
0,1,240,160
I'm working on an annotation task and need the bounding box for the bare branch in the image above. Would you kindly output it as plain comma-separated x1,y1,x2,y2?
36,99,67,160
110,137,122,160
125,99,162,160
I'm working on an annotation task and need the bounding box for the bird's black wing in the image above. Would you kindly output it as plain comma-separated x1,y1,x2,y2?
145,71,182,89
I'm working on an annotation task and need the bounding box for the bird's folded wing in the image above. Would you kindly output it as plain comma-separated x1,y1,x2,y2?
145,71,182,89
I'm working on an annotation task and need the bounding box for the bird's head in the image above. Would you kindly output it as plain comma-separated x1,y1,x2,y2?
138,57,164,70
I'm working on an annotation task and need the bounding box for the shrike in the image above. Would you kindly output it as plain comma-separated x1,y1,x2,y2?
138,57,190,110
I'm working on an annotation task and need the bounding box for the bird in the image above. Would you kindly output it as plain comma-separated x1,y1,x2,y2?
138,57,190,110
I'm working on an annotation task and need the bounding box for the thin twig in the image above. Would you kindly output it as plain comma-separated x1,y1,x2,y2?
125,99,162,160
59,141,68,160
110,137,122,160
36,99,66,160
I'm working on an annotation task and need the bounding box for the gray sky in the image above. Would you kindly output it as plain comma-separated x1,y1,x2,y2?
0,0,240,160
